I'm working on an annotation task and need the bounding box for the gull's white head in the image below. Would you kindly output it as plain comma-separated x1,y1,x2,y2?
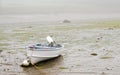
46,36,54,43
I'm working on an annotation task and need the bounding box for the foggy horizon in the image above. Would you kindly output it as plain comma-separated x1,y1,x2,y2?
0,0,120,24
0,0,120,14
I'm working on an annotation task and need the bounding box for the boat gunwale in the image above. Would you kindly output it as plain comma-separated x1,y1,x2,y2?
27,45,64,51
28,48,63,51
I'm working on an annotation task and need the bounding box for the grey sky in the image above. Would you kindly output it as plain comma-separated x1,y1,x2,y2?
0,0,120,14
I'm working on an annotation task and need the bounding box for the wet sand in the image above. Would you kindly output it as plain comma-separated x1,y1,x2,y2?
0,19,120,75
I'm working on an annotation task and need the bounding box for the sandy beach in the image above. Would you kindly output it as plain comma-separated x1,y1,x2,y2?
0,0,120,75
0,15,120,75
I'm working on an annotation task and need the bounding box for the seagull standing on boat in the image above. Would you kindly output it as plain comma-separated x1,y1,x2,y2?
46,36,56,47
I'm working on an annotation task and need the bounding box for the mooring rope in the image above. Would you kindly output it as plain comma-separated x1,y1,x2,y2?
30,59,42,70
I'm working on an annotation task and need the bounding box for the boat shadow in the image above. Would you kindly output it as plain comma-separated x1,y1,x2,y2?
22,55,64,75
36,55,63,68
23,55,64,68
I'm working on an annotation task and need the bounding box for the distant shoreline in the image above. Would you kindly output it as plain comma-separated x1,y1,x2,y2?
0,13,120,25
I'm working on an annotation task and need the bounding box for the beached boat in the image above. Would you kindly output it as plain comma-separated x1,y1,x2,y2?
21,36,64,66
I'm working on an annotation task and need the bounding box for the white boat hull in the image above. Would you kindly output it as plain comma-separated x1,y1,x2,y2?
27,49,63,64
28,55,59,64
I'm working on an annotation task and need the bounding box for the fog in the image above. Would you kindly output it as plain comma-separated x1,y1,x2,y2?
0,0,120,14
0,0,120,24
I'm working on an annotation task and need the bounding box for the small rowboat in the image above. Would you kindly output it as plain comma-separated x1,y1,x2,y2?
21,36,64,66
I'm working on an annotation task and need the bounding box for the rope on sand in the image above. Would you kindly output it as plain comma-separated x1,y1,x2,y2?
30,61,42,70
